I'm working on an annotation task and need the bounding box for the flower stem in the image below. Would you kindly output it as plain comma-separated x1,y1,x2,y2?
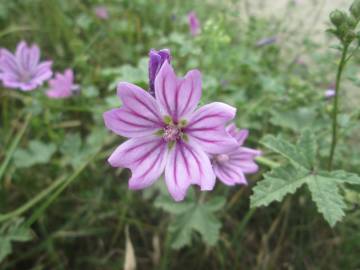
328,44,349,170
0,112,32,183
255,156,280,169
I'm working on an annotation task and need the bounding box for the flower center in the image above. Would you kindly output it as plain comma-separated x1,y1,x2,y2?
215,154,230,163
163,125,182,142
20,71,32,83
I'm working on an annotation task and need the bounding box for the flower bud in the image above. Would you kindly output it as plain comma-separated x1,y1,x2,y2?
350,0,360,19
330,10,347,26
345,30,356,43
148,49,171,96
347,16,358,28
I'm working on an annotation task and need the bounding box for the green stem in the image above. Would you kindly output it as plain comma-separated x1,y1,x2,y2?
0,175,66,223
328,44,349,170
255,156,280,169
23,154,95,227
0,112,32,182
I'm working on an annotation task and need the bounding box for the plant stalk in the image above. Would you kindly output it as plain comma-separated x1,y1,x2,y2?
328,45,349,170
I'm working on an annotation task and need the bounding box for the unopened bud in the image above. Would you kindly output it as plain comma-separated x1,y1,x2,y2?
350,0,360,19
345,31,356,43
330,10,347,26
347,16,357,28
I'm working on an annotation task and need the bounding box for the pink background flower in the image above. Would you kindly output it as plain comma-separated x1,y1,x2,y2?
0,41,52,91
46,69,79,99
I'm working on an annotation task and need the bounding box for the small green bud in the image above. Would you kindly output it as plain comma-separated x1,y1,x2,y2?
338,22,350,37
345,31,356,43
350,0,360,19
330,10,347,26
347,16,357,28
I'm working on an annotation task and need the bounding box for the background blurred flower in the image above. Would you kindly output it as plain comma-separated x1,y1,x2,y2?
148,48,171,96
46,69,79,99
0,41,52,91
325,82,336,99
325,89,336,99
103,62,237,201
188,11,201,36
94,5,109,20
212,124,261,186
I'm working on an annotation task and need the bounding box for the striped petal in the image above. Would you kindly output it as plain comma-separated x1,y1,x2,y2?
213,146,261,186
105,82,164,138
213,162,247,186
165,141,215,201
32,61,53,85
226,124,249,145
103,107,162,138
0,49,19,76
185,102,238,154
154,61,201,121
108,136,168,190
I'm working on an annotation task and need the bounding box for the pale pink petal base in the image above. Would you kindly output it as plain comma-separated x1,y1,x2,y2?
108,136,168,190
165,141,215,201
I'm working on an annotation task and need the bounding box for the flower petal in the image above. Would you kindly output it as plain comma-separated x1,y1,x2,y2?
165,141,215,201
15,41,39,72
228,147,261,173
0,49,19,76
154,61,201,121
154,61,177,117
108,136,168,189
185,102,238,154
32,61,53,85
117,82,164,126
213,162,247,186
226,124,249,145
104,107,162,138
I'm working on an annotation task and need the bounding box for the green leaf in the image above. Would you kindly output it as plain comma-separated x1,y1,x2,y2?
270,107,318,131
13,140,56,168
298,130,317,167
250,164,310,208
307,174,346,227
156,193,225,249
0,218,32,262
261,134,313,170
252,131,360,227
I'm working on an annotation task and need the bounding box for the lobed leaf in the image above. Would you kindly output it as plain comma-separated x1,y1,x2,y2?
156,193,224,249
250,164,310,208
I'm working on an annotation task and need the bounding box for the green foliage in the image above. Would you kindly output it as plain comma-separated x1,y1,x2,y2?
251,131,360,226
155,191,225,249
1,0,360,269
0,218,32,263
13,140,56,168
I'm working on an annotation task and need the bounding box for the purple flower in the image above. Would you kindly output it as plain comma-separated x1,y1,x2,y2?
188,11,201,36
212,124,261,186
325,89,335,99
94,5,109,20
46,69,79,99
324,82,336,99
0,41,53,91
148,49,171,96
103,61,238,201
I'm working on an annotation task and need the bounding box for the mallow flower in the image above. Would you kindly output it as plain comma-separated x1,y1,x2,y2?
148,49,171,96
188,11,201,36
212,124,261,186
0,41,52,91
46,69,79,99
103,61,238,201
94,5,109,20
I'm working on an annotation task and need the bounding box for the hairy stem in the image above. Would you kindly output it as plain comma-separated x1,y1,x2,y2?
328,45,349,170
